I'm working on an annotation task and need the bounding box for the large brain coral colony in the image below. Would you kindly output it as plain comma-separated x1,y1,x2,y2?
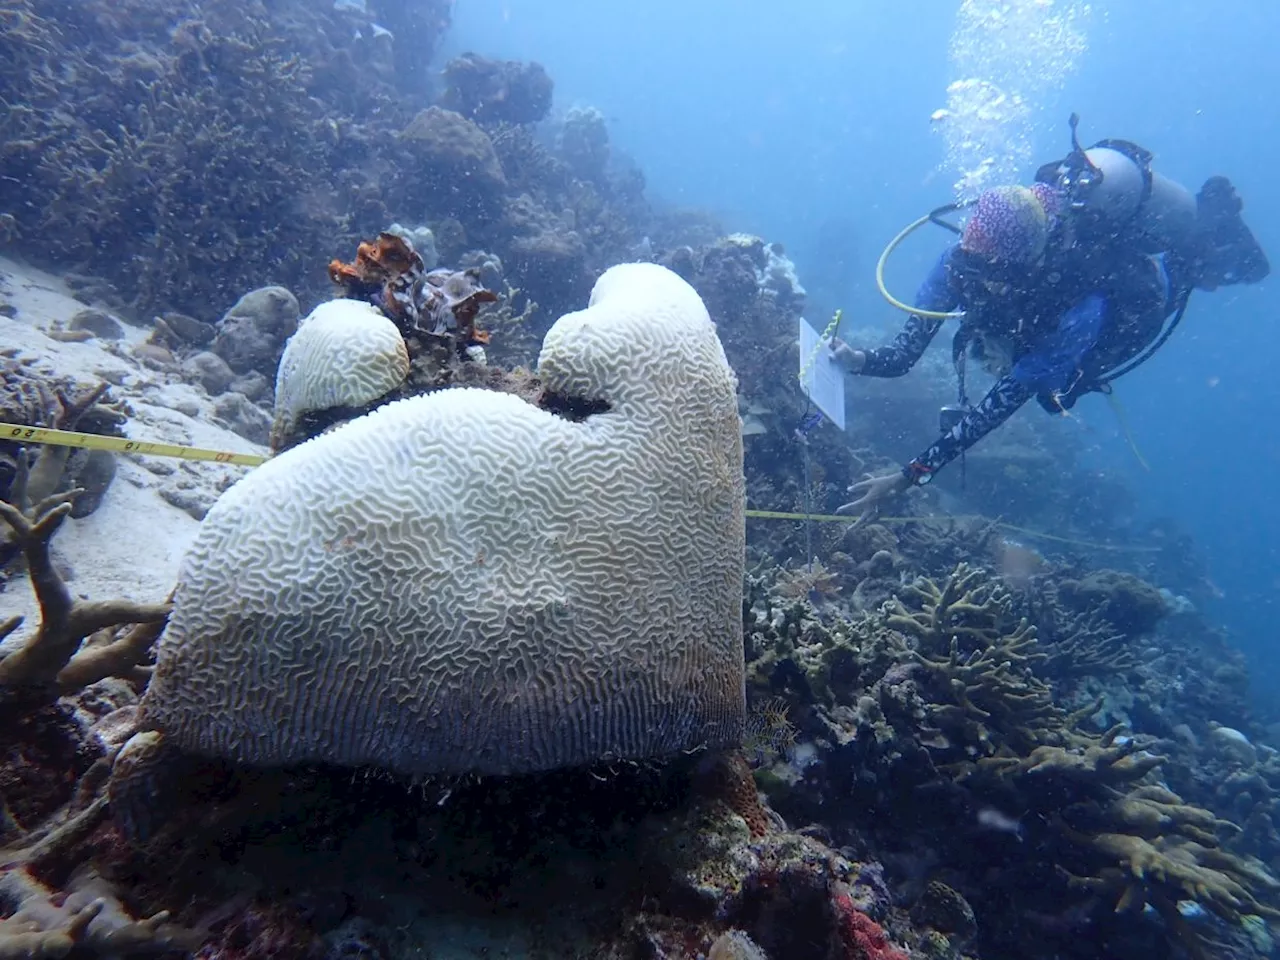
135,262,747,776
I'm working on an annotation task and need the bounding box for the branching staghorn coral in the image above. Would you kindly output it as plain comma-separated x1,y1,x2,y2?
883,563,1065,756
0,364,122,525
0,497,170,702
1009,575,1139,679
0,861,199,957
858,564,1280,955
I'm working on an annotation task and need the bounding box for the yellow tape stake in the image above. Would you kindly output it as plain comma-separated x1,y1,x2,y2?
0,421,1156,553
0,422,269,468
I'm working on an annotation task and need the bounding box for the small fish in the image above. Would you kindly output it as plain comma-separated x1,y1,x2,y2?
976,806,1023,840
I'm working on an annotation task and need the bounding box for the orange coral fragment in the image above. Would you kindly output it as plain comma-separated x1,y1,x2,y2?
328,233,419,315
328,233,498,348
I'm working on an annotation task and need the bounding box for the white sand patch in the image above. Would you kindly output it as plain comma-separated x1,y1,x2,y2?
0,254,268,632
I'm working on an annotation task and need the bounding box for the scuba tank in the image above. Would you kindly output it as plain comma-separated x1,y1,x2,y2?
1034,113,1199,260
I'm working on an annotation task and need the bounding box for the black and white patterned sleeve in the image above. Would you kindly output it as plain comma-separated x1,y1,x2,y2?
903,374,1034,484
861,248,960,378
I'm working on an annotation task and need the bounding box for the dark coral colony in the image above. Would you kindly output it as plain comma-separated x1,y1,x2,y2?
0,2,1276,959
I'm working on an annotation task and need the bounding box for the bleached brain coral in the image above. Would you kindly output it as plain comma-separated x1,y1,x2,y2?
271,298,410,448
142,263,746,776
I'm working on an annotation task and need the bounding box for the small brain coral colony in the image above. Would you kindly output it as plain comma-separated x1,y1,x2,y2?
135,262,747,777
271,232,505,452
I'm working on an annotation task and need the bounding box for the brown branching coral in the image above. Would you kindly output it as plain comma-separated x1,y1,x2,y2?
1109,785,1240,845
0,862,199,957
912,634,1064,758
992,727,1273,932
1011,726,1166,787
1039,625,1137,678
886,563,1030,652
1056,569,1170,638
0,0,448,320
490,121,572,195
882,564,1065,756
1009,574,1139,679
1061,827,1280,926
817,563,1280,957
0,499,169,702
0,363,124,528
895,516,1003,577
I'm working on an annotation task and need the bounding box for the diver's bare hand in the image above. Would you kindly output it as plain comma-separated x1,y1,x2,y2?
836,469,913,527
829,338,867,374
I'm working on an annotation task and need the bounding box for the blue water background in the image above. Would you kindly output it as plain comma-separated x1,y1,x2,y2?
444,1,1280,693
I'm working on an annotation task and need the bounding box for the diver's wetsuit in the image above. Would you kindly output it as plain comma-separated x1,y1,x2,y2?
861,241,1178,484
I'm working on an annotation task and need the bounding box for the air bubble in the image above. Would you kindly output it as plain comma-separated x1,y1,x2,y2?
934,0,1094,199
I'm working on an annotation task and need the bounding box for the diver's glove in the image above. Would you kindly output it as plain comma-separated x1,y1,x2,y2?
1191,176,1270,289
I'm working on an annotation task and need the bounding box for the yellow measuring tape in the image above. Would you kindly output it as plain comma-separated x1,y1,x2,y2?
1,423,1155,553
0,422,269,467
744,508,1158,553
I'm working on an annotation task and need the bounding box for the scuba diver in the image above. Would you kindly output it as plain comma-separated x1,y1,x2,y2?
830,119,1269,521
